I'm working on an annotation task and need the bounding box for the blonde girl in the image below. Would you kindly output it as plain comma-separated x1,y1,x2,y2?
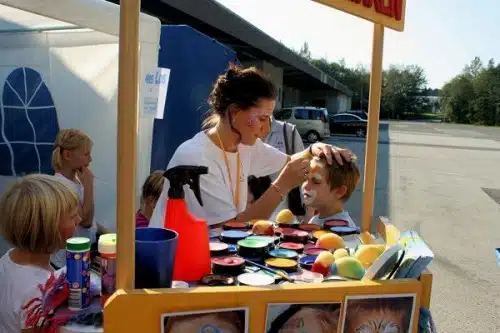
50,129,106,268
0,174,81,332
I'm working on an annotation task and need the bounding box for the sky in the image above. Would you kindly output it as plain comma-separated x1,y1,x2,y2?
214,0,500,88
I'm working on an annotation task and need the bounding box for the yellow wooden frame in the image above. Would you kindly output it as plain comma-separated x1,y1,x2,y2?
105,0,431,332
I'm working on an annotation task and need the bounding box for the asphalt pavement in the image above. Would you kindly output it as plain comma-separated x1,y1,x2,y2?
328,121,500,333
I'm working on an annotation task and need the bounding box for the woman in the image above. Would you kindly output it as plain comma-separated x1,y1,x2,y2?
149,64,351,229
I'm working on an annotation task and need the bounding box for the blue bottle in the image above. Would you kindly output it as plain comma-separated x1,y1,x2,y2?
66,237,91,311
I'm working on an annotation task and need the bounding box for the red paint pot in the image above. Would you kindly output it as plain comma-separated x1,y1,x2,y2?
274,227,283,236
223,221,249,230
212,256,246,276
304,247,328,256
281,228,309,244
324,219,349,229
299,224,321,232
279,242,304,253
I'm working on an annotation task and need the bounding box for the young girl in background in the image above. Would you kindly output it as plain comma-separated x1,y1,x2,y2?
0,174,81,332
136,170,165,228
50,128,107,269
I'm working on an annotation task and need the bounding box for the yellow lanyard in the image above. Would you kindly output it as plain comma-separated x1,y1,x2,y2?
215,131,241,209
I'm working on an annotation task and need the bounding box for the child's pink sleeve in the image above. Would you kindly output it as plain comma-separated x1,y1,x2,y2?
135,211,150,228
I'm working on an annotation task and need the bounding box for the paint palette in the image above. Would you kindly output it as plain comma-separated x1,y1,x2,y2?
265,258,299,273
237,272,275,286
279,242,304,253
212,256,246,276
269,249,299,260
221,230,250,244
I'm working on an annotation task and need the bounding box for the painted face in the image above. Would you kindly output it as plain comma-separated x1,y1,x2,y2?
345,307,407,333
277,308,339,333
65,144,93,170
59,207,81,248
301,159,343,209
232,98,275,145
165,313,242,333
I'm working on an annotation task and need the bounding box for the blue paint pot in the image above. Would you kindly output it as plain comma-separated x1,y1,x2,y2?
221,230,249,244
228,244,238,254
330,226,360,236
269,249,298,260
298,255,318,270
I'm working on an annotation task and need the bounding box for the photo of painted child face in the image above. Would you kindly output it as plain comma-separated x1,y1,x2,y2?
342,296,414,333
266,303,341,333
277,307,339,333
163,310,246,333
301,158,344,209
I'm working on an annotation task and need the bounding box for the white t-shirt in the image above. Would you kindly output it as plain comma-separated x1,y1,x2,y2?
50,173,97,268
0,250,56,332
150,131,288,227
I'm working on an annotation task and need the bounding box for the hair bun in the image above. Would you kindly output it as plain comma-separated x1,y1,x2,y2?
225,65,240,81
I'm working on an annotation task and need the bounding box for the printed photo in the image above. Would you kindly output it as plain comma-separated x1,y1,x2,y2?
342,294,416,333
161,308,248,333
265,302,342,333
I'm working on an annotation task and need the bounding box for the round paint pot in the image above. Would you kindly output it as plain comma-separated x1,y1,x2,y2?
312,230,331,242
279,242,304,253
269,249,298,260
299,224,321,232
265,258,299,273
324,219,350,229
278,221,299,229
322,275,349,282
171,280,190,288
304,247,328,256
274,227,283,236
200,274,235,286
209,242,229,256
221,230,249,244
281,228,309,244
246,235,275,250
237,272,275,286
330,226,360,237
223,221,250,230
227,244,238,254
212,256,246,276
237,239,269,261
298,255,318,270
291,270,324,283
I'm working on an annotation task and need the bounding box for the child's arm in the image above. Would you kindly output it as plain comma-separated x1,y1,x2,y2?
77,167,95,228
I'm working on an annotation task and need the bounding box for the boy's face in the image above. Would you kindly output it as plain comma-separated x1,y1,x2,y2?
301,158,346,209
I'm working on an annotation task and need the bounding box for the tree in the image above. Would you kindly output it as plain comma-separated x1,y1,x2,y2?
440,75,475,123
298,42,312,61
381,65,428,119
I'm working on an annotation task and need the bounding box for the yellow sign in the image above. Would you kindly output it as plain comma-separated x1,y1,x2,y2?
313,0,407,31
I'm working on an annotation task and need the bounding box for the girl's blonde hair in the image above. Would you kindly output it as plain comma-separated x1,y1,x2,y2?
142,170,165,202
52,129,93,171
0,174,79,253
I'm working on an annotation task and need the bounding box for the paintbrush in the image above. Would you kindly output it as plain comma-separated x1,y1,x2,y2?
244,259,294,282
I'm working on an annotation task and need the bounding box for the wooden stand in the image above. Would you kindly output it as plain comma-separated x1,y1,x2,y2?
104,1,432,333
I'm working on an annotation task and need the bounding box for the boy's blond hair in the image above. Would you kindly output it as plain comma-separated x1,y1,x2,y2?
0,174,79,253
316,151,360,201
142,170,165,202
52,128,93,171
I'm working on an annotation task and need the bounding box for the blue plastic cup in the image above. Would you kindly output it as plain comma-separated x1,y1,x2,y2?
135,228,178,289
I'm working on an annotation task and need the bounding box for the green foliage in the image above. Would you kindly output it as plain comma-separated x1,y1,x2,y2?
440,57,500,125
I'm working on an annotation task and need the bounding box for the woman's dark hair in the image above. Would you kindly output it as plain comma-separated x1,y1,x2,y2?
248,175,272,202
203,63,277,129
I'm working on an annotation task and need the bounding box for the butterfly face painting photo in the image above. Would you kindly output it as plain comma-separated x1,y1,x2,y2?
342,295,415,333
162,309,247,333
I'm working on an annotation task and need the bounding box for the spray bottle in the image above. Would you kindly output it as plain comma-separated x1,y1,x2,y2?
163,165,211,282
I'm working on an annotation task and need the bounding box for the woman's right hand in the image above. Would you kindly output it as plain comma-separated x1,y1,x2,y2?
77,166,94,188
275,157,311,193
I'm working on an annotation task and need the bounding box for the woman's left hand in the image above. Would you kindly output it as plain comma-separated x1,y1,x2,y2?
310,143,352,165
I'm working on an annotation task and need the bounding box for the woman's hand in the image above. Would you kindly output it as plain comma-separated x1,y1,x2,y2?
310,143,353,165
275,157,311,193
77,166,94,188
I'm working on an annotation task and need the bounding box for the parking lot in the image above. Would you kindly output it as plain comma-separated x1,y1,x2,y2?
329,121,500,333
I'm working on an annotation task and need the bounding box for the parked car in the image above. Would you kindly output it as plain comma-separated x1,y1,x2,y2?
274,106,330,143
329,113,368,137
346,110,368,120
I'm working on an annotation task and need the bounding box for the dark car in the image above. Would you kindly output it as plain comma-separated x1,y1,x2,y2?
329,113,368,137
346,110,368,120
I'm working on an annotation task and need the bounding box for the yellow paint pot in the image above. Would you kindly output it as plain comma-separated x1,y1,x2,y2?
265,258,298,273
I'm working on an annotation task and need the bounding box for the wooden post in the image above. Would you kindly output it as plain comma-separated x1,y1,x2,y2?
361,23,385,233
116,0,141,290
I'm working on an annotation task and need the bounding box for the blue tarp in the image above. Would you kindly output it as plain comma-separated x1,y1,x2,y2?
150,25,239,172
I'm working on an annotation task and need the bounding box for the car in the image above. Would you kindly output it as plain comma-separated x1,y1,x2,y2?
329,113,368,137
274,106,330,143
346,110,368,120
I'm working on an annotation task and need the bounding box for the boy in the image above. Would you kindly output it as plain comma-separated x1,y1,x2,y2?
302,151,360,228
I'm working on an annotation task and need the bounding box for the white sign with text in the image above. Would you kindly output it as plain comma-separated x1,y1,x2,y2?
142,67,170,119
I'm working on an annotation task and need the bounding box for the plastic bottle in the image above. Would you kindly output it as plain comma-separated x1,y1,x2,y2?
163,165,212,282
66,237,91,311
98,233,117,307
